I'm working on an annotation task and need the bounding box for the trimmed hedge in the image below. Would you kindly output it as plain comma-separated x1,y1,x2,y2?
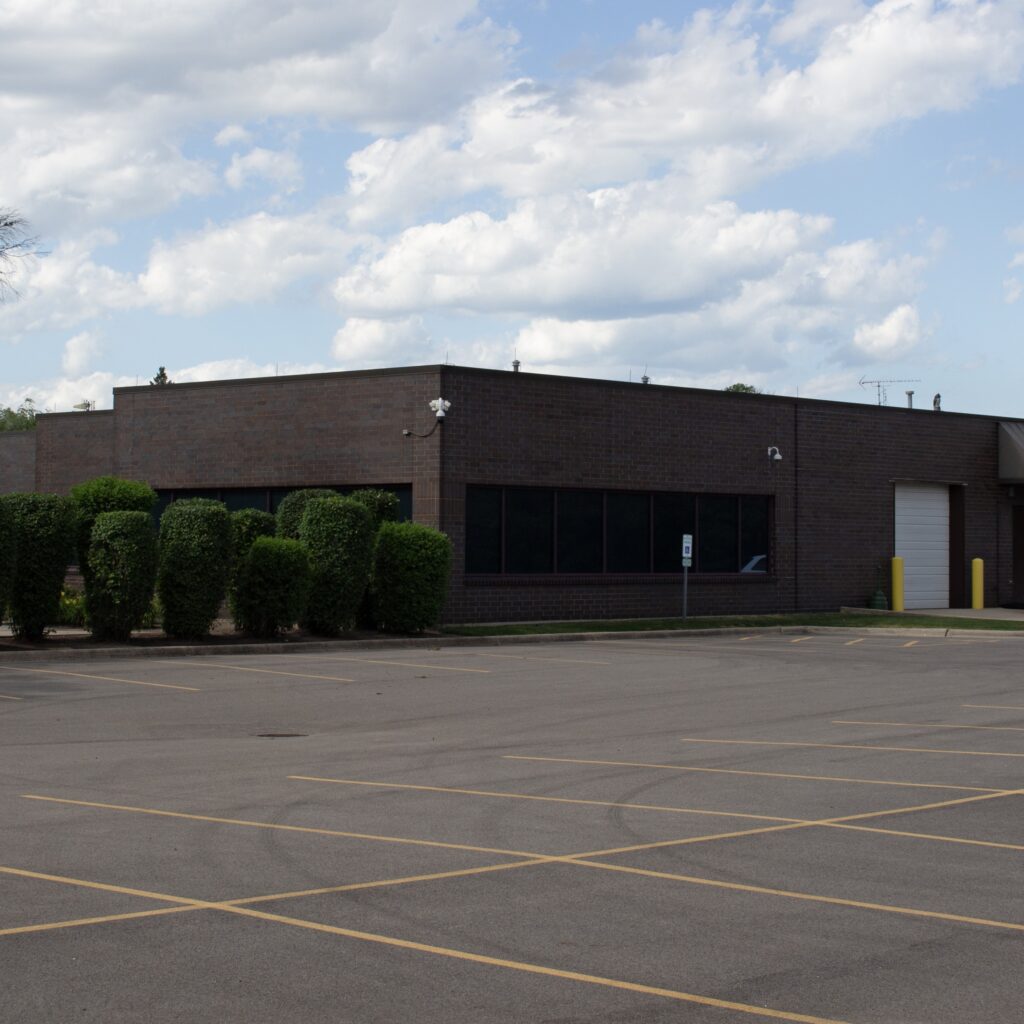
298,497,373,636
86,511,158,641
371,522,452,634
349,488,401,629
231,537,311,638
276,488,337,540
348,488,400,530
2,493,76,641
0,498,15,618
230,508,276,577
157,498,231,639
69,475,156,578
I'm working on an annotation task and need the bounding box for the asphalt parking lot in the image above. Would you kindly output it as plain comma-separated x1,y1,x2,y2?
2,631,1023,1023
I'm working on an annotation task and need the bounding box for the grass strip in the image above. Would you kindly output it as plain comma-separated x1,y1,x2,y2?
443,612,1024,637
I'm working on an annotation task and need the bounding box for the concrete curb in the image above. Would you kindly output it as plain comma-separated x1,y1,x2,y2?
1,622,1021,663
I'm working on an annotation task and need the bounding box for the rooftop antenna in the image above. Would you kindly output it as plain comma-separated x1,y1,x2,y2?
858,375,920,407
512,348,520,373
641,364,650,385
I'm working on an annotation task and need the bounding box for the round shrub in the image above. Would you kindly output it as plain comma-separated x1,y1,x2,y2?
0,498,16,619
86,511,158,641
2,493,76,642
231,537,310,638
69,475,156,571
157,498,231,639
298,497,373,636
370,522,452,634
348,488,400,530
349,489,401,628
276,488,337,540
230,508,276,578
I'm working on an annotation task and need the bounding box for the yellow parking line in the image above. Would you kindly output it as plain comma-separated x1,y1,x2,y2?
790,637,813,644
0,860,551,938
0,861,851,1024
903,640,919,648
465,653,611,666
0,665,198,692
0,693,23,701
0,906,194,937
289,776,803,824
176,659,352,684
503,754,1000,793
568,858,1024,935
963,704,1024,711
835,719,1024,734
844,639,864,646
828,822,1024,853
312,656,490,674
206,904,853,1023
20,795,534,858
680,737,1024,759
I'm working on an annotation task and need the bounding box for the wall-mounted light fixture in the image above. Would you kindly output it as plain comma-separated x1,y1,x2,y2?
767,446,782,462
404,397,452,438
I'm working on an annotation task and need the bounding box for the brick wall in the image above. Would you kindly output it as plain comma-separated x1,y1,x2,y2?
111,368,441,497
3,364,1018,622
0,430,37,493
439,367,1016,621
36,412,115,494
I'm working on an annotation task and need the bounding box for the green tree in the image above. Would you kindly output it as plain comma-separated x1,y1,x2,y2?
150,367,171,386
0,398,38,431
723,383,761,393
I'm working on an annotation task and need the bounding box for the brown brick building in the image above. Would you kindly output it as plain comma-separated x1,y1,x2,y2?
3,364,1023,621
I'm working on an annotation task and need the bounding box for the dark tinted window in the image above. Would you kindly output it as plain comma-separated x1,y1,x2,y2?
222,489,269,512
740,495,770,572
606,492,650,572
556,490,603,572
698,495,738,572
465,486,503,573
653,492,696,572
505,488,553,572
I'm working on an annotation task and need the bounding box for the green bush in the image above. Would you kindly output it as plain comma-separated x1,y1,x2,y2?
276,488,337,540
371,522,452,634
0,498,15,618
69,475,156,580
1,493,76,641
157,498,231,639
231,537,311,638
348,488,402,628
230,508,276,580
86,511,158,641
298,497,373,636
57,588,88,627
348,488,400,530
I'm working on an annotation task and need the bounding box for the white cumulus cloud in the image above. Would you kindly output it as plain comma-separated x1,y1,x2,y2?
850,304,922,360
61,331,101,376
332,317,432,366
225,147,303,192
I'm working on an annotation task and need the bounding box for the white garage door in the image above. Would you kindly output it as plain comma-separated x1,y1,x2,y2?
894,483,949,609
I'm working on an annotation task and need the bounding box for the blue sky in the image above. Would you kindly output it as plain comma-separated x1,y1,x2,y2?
2,0,1022,415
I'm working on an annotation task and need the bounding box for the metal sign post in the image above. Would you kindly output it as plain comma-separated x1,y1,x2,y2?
681,534,693,619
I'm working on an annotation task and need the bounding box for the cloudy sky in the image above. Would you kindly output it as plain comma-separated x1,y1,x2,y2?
2,0,1022,415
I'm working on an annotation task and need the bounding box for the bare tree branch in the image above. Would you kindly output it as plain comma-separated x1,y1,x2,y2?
0,208,44,300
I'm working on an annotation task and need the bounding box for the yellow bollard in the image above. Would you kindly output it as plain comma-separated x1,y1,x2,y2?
971,558,984,610
891,556,905,612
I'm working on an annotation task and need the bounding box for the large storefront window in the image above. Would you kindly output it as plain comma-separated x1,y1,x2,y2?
466,485,770,575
